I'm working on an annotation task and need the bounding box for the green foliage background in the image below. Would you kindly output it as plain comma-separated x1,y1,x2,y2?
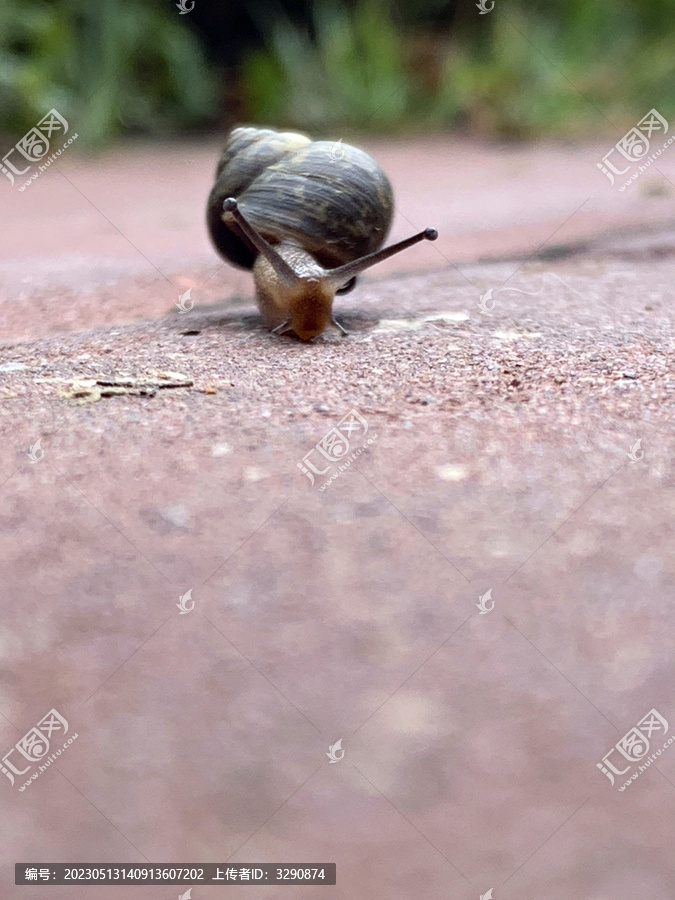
1,0,673,145
244,0,675,137
0,0,217,146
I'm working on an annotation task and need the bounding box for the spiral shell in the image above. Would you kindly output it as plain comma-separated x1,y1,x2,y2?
207,126,394,271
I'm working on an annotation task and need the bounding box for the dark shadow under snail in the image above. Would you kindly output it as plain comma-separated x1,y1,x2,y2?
207,126,438,341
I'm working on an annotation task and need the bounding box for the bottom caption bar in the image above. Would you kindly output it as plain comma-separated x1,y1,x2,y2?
16,864,336,885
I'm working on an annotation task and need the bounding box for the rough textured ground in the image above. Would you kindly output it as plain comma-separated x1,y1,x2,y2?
1,138,675,899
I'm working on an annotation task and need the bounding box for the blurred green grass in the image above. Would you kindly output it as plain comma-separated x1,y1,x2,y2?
245,0,675,137
0,0,218,146
1,0,674,146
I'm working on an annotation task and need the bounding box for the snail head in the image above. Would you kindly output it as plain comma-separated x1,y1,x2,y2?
222,197,437,341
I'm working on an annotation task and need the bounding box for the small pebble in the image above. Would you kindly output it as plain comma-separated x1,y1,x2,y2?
211,443,232,457
435,464,468,482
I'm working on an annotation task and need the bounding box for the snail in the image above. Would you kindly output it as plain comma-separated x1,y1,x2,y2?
207,126,438,341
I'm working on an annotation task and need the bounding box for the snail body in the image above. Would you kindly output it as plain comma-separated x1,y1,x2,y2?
207,126,437,341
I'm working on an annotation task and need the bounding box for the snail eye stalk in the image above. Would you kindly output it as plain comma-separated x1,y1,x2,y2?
222,197,299,284
326,227,438,285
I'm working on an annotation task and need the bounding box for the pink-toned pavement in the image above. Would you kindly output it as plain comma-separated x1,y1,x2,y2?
1,137,675,899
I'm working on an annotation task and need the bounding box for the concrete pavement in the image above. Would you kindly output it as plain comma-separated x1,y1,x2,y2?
1,137,675,898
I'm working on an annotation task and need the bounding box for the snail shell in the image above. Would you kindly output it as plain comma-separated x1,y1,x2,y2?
207,126,394,271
